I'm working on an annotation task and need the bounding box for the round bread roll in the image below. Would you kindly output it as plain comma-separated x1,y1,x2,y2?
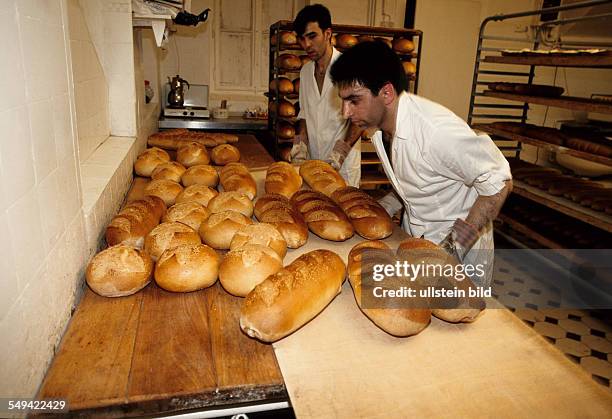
106,207,153,248
277,99,296,118
293,78,300,94
154,243,219,292
151,161,187,183
336,34,358,49
162,202,211,232
279,30,297,45
175,184,219,206
230,223,287,259
181,164,219,187
199,210,254,250
86,245,153,297
134,147,171,177
144,179,184,207
144,221,201,262
270,77,294,95
276,53,301,70
177,142,210,167
277,120,295,140
402,61,416,75
219,244,283,297
393,38,415,53
207,191,254,217
136,195,167,220
219,163,257,200
211,144,241,165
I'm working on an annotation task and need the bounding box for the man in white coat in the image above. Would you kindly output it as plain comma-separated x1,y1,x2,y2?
290,4,362,187
330,41,513,286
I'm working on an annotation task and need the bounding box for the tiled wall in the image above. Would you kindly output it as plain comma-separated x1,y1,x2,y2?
0,0,87,397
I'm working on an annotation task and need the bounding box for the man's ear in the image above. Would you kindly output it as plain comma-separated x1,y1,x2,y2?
380,82,396,105
324,27,333,43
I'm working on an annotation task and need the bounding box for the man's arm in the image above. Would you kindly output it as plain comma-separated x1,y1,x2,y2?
328,121,363,170
290,119,309,162
466,179,513,232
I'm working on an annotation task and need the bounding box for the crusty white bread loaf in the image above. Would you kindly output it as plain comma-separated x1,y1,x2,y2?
144,221,201,261
331,187,393,239
240,249,346,342
106,196,167,248
219,244,283,297
299,160,347,196
144,179,184,207
336,34,358,49
275,53,301,70
219,163,257,200
254,193,308,248
148,131,239,150
269,77,294,94
211,144,240,165
154,243,219,292
291,190,354,241
175,184,219,206
230,222,287,259
393,38,415,53
207,191,254,217
198,210,254,249
136,195,167,221
86,245,153,297
134,147,171,177
151,161,187,183
181,164,219,187
162,202,211,232
176,142,210,167
347,241,431,336
265,161,302,198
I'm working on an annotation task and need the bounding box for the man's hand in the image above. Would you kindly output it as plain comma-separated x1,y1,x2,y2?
439,219,480,262
326,139,352,170
290,141,308,163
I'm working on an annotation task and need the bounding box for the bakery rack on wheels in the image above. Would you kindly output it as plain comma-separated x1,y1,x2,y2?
267,20,423,191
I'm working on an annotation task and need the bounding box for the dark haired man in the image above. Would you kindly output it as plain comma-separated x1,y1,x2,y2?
330,41,512,286
290,4,361,186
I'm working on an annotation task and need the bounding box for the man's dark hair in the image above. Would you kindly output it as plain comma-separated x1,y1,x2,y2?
293,4,332,36
330,40,408,96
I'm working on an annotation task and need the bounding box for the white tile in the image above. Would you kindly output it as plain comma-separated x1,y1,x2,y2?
57,155,82,225
106,42,133,76
19,17,49,102
52,93,75,162
110,98,136,136
0,108,36,203
0,292,28,398
66,0,88,41
47,23,69,96
0,9,26,113
16,0,61,25
103,11,132,44
0,214,19,321
81,162,117,180
29,99,58,182
6,188,44,290
37,168,65,254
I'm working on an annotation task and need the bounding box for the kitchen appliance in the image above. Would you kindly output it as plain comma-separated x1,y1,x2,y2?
163,82,210,119
167,75,190,107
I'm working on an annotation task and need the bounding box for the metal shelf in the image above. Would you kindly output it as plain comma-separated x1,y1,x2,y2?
482,90,612,114
483,52,612,68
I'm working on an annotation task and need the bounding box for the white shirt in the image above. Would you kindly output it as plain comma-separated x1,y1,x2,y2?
298,47,360,186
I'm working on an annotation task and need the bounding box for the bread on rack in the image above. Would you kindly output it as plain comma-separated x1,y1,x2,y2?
207,191,254,217
175,184,219,206
219,162,257,199
151,161,187,183
269,77,294,95
392,38,415,54
176,142,210,167
181,164,219,187
276,120,295,140
134,147,171,177
402,61,416,75
269,99,296,118
86,245,153,297
230,222,287,259
254,193,308,249
144,179,184,207
154,243,219,292
566,136,612,158
198,210,254,250
265,161,302,198
299,159,347,196
291,190,354,241
331,186,393,239
276,53,301,70
144,221,201,262
347,240,431,337
219,244,283,297
240,249,346,342
162,201,211,232
336,34,358,49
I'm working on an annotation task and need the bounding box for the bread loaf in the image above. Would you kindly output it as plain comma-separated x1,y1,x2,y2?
269,77,294,95
276,53,301,70
175,184,219,206
331,187,393,239
220,244,283,297
336,34,358,49
134,147,171,177
177,142,210,167
279,30,297,45
151,161,187,183
393,38,415,53
211,144,240,165
254,194,308,248
276,120,295,140
106,207,155,248
291,190,354,241
181,164,219,187
144,179,184,206
198,210,253,249
230,222,287,259
162,201,211,232
265,161,302,198
207,191,254,217
144,221,201,262
148,131,239,150
219,163,257,200
293,78,300,94
402,61,416,75
86,245,153,297
154,243,219,292
240,249,346,342
299,159,347,196
347,241,431,336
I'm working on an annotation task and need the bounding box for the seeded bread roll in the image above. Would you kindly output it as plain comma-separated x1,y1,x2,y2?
331,187,393,239
154,243,219,292
219,163,257,200
219,244,283,297
176,142,210,167
162,202,211,231
291,190,354,241
175,184,219,206
265,161,302,198
134,147,171,177
299,159,347,196
144,221,201,261
86,245,153,297
181,164,219,187
230,222,287,259
347,241,431,336
198,210,254,249
144,179,184,207
211,144,241,165
151,161,187,183
240,249,346,342
207,191,254,217
106,206,155,248
254,194,308,248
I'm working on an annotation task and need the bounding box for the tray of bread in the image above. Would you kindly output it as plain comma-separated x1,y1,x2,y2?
501,48,608,56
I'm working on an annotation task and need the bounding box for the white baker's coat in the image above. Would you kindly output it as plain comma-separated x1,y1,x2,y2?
297,47,360,186
374,92,511,286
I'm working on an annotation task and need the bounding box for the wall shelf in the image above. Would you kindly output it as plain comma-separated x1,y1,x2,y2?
132,13,172,47
482,90,612,115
